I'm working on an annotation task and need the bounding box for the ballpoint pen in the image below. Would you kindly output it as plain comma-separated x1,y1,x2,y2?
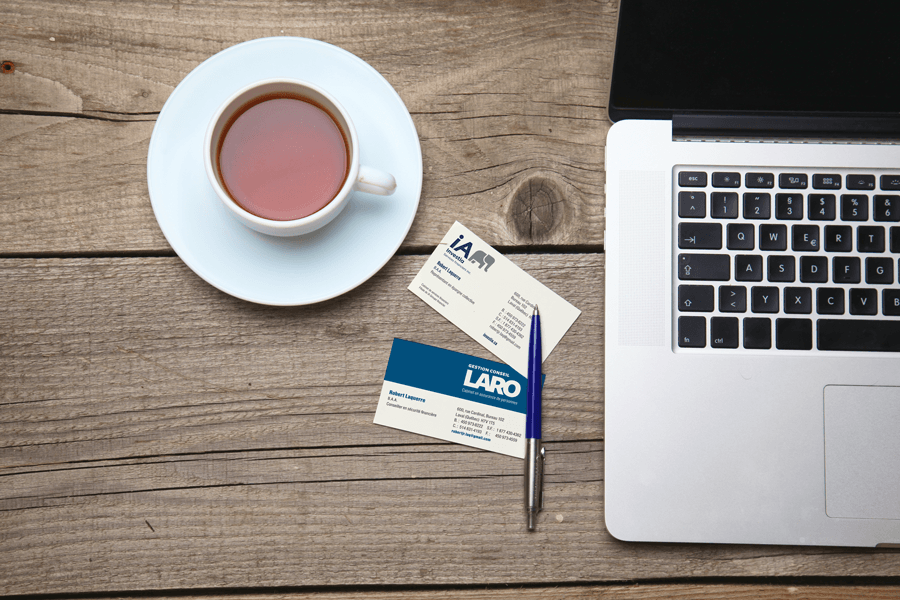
525,305,544,531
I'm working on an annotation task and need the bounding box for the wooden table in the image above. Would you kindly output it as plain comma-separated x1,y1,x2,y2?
1,1,898,598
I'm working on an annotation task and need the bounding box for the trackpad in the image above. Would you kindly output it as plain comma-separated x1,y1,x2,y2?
825,385,900,519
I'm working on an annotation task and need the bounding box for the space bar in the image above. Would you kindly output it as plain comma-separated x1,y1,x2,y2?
818,319,900,352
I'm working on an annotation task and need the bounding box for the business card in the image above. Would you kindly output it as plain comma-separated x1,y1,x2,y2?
408,221,581,376
374,339,534,458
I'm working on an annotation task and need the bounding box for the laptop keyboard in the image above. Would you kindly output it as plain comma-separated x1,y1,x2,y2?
675,167,900,352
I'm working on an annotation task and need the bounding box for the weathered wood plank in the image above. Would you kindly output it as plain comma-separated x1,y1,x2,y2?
0,0,612,254
0,116,157,253
0,254,596,592
0,255,603,466
69,587,900,600
2,440,603,588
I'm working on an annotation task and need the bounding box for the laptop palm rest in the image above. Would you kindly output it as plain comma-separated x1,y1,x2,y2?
824,385,900,521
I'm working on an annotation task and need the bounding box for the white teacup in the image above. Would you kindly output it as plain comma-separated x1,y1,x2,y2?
204,78,396,237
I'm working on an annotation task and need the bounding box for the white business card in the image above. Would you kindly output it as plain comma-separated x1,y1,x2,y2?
408,222,581,376
374,339,531,458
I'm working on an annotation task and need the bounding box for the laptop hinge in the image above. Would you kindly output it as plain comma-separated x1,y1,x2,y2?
673,114,900,139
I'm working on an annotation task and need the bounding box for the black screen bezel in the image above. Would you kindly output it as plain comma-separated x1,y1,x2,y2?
608,0,900,129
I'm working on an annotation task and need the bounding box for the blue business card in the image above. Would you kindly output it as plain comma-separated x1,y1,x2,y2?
374,339,536,457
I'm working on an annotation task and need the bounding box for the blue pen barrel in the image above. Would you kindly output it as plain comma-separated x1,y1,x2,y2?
526,312,541,439
524,307,544,530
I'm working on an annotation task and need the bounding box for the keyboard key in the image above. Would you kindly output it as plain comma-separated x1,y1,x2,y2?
874,195,900,221
678,316,706,348
678,254,730,281
808,194,836,220
775,193,803,220
711,192,739,218
679,171,708,187
776,318,813,350
671,169,900,354
710,317,739,348
759,224,787,250
727,223,755,250
818,319,900,351
745,172,774,188
813,174,841,189
817,288,845,314
751,286,779,313
849,288,878,315
792,225,820,251
678,285,715,312
678,222,722,249
783,287,812,314
779,173,808,189
833,257,861,284
678,191,707,218
743,193,771,219
767,255,795,282
712,172,741,188
735,255,763,282
880,175,900,190
866,257,894,284
719,286,747,313
840,195,869,221
846,174,875,190
800,256,828,283
743,318,772,349
824,225,852,252
885,289,900,316
858,226,885,252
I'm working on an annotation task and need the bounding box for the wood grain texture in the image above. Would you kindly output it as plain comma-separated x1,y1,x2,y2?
1,254,604,593
70,588,900,600
0,0,612,254
0,255,602,465
6,1,898,597
3,255,900,595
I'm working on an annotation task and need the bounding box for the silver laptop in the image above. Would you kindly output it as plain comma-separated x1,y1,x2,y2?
604,1,900,547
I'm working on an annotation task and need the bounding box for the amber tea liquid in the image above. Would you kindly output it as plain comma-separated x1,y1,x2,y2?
217,93,350,221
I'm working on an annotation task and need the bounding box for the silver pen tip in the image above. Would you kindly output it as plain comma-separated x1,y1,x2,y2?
527,511,536,530
533,305,539,316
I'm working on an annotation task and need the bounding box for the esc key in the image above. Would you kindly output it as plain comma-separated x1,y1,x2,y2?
679,171,708,187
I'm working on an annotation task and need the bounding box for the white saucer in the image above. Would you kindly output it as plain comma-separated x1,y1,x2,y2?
147,37,422,305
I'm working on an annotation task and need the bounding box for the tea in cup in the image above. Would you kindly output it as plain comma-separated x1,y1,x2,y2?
204,78,396,236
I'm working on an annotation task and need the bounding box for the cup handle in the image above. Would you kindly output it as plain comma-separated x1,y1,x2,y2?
355,165,397,196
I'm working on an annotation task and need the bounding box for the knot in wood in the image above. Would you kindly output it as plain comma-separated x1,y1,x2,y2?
509,176,563,243
1,62,14,74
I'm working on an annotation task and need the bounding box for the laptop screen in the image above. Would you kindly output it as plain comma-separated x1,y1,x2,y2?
609,1,900,121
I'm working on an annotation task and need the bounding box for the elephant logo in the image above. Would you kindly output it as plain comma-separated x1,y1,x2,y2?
468,250,495,272
448,233,495,273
